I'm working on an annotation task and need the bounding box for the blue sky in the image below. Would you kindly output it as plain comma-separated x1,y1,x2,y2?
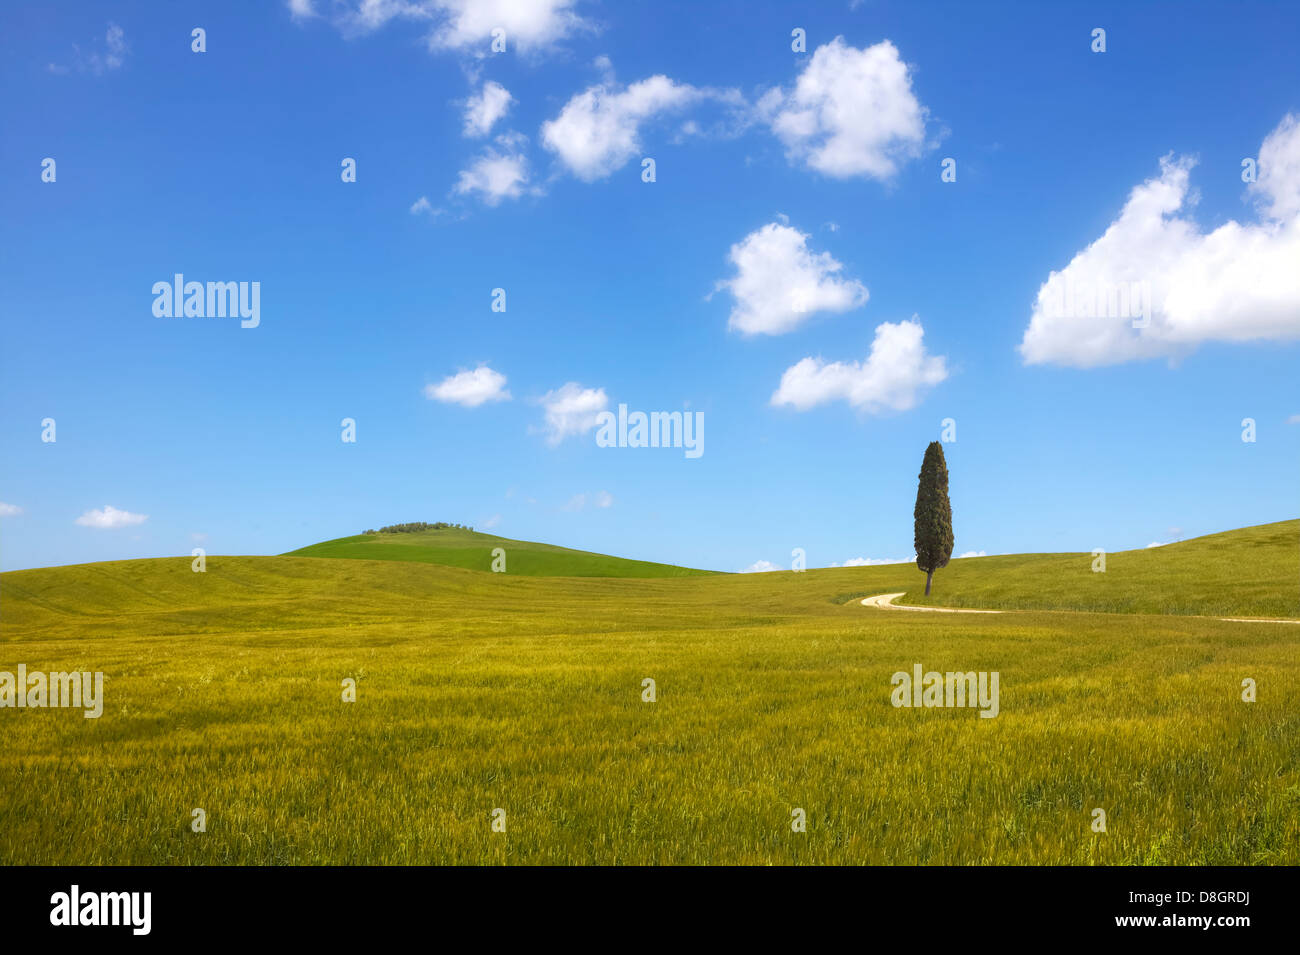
2,0,1297,573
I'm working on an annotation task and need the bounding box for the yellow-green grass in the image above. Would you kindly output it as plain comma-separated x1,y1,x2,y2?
2,538,1298,865
903,520,1299,618
285,527,714,578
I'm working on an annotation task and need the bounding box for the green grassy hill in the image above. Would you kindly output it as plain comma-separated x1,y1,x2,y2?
283,527,714,578
897,519,1299,618
280,518,1299,617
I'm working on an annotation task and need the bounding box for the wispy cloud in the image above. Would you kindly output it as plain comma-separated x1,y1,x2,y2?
562,490,611,512
49,22,128,76
833,555,914,567
454,133,533,205
75,505,147,529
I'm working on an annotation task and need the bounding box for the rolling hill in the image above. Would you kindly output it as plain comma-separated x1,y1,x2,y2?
283,526,715,578
898,519,1300,617
3,519,1295,624
2,519,1298,865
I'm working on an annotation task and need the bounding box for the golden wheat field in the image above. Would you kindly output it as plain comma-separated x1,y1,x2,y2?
2,522,1297,865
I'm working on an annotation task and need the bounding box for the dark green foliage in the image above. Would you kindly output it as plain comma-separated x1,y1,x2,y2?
368,522,472,534
913,441,954,594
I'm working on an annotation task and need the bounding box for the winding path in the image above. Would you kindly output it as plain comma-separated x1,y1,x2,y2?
859,592,1003,614
858,592,1300,623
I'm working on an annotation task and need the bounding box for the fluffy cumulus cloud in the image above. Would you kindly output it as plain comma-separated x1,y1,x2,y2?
296,0,589,53
1019,113,1300,368
463,80,513,137
717,221,868,335
957,550,987,559
740,559,782,573
771,318,948,413
75,505,147,529
758,37,928,180
537,382,608,445
541,75,702,180
424,365,511,406
0,502,22,517
454,133,531,204
428,0,589,53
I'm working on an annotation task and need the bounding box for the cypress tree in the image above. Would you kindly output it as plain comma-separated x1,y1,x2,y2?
913,441,954,596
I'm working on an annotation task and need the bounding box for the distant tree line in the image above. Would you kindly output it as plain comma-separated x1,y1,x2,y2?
362,522,473,535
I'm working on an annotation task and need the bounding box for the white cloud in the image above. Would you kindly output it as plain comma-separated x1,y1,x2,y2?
424,365,511,407
334,0,430,35
51,21,128,75
1146,541,1169,549
562,491,610,512
98,23,127,71
1019,114,1300,368
740,559,782,573
287,0,317,19
410,195,436,215
1252,113,1300,221
463,80,514,137
537,382,608,445
428,0,589,53
542,74,702,181
0,503,22,517
716,221,868,335
561,493,611,514
76,505,147,529
454,134,531,204
957,550,987,559
1288,414,1300,425
758,37,928,180
309,1,589,53
834,555,913,567
771,318,948,413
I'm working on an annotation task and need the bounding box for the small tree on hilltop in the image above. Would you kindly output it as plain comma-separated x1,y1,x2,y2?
913,441,954,596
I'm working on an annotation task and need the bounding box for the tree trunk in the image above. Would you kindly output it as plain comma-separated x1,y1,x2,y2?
925,570,933,595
